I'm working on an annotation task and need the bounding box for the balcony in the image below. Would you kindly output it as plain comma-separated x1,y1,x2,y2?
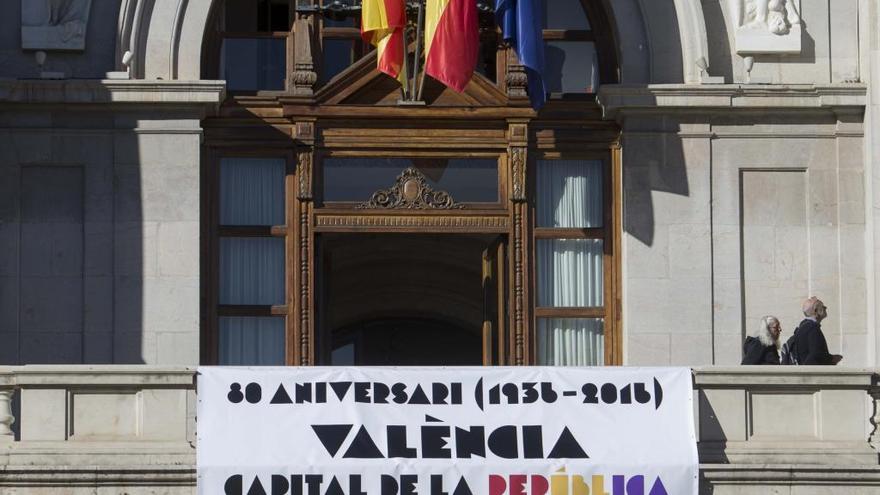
0,366,878,493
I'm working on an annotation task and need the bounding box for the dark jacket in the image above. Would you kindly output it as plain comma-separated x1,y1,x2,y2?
793,319,834,365
741,336,780,365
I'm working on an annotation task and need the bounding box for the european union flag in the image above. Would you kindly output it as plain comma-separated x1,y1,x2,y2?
495,0,546,110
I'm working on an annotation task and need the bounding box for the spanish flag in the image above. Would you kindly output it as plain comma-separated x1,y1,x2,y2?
425,0,479,92
361,0,407,85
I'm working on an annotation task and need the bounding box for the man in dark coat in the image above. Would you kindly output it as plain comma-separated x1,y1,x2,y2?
742,315,781,364
792,297,842,365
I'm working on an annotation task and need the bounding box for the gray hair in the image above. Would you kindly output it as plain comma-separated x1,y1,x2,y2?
802,296,825,318
752,315,780,348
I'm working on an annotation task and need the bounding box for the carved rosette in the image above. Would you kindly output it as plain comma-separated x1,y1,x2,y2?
357,167,464,210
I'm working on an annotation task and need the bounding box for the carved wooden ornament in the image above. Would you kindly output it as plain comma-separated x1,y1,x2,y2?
357,167,464,210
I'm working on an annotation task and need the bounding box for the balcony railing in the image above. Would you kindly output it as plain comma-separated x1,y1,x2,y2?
0,366,878,491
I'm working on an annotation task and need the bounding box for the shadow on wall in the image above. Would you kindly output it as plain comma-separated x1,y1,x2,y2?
0,102,144,366
622,123,690,246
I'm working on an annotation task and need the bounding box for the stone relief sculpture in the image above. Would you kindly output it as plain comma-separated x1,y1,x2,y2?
731,0,802,54
21,0,93,51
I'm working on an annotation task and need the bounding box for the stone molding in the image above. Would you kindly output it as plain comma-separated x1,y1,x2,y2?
598,83,868,118
0,79,226,106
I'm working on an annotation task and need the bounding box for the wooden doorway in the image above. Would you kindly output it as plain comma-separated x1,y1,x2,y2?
317,233,506,365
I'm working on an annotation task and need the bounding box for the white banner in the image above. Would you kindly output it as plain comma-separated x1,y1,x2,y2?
198,367,697,495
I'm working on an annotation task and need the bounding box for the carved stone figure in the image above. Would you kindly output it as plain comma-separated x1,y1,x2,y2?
21,0,93,51
731,0,802,54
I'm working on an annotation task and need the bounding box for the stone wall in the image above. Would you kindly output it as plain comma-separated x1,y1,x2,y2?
600,84,869,366
0,79,223,365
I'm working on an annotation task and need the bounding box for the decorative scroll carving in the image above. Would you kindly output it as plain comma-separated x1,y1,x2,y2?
510,147,526,201
297,151,313,200
357,167,464,210
0,389,14,442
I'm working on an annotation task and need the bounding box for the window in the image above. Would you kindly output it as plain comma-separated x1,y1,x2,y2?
219,0,290,92
534,159,608,365
319,0,370,83
216,157,290,365
542,0,600,94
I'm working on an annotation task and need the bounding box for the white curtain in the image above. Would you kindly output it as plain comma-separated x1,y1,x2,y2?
536,160,605,365
537,239,603,307
220,157,285,225
538,318,604,366
537,159,602,228
220,317,285,365
219,237,285,305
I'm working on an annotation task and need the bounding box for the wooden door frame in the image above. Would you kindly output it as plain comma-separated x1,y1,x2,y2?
202,106,622,366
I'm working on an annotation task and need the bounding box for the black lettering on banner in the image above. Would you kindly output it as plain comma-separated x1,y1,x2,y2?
295,382,312,403
387,425,417,458
304,475,323,495
325,476,345,495
454,426,486,458
225,474,242,495
330,382,352,401
271,475,289,495
421,425,452,458
354,382,371,403
316,382,327,403
392,383,408,404
487,425,518,459
343,425,384,458
290,475,302,495
453,478,474,495
270,384,293,404
381,475,398,495
311,424,352,457
408,385,431,405
373,382,390,403
522,425,544,459
451,382,462,405
349,475,368,495
247,476,267,495
245,383,262,404
401,474,418,495
547,426,590,459
431,474,449,495
228,383,244,404
431,383,449,404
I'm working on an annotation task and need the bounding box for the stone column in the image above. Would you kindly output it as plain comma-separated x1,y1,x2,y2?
0,388,14,442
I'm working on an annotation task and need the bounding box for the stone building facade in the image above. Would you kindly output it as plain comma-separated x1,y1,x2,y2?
0,0,878,493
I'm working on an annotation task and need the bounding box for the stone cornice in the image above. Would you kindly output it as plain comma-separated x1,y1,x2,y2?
0,79,226,107
693,366,878,387
598,83,867,119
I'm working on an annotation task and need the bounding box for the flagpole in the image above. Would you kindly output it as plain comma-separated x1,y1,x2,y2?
411,0,425,102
